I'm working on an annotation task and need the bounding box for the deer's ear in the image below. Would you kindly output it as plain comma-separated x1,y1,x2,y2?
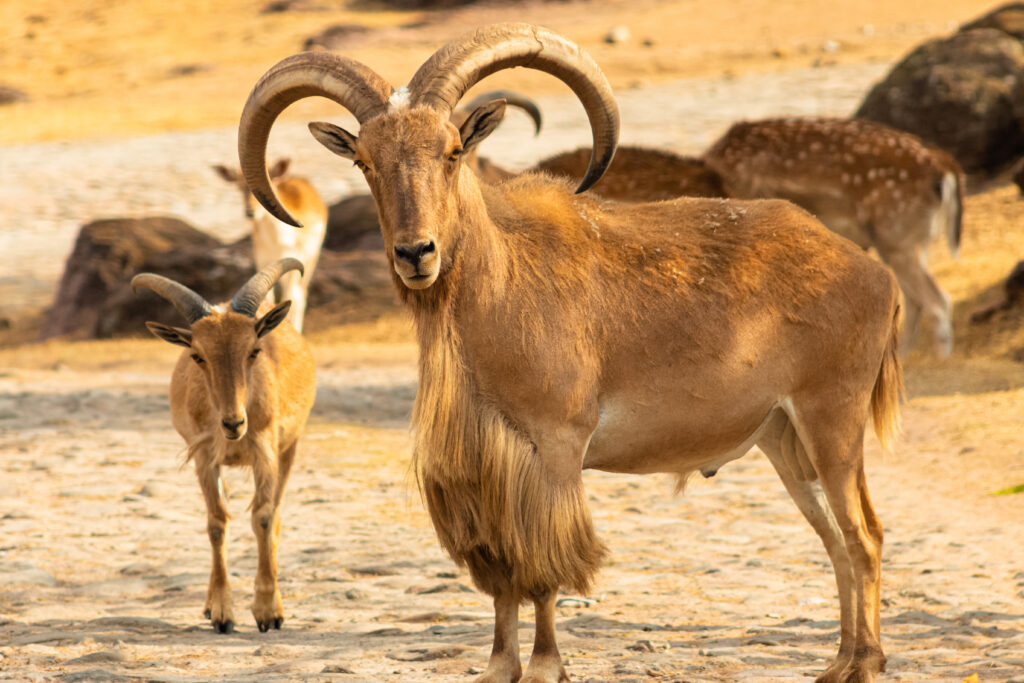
145,321,193,348
309,122,358,160
269,158,291,179
255,301,291,338
459,99,507,152
212,165,239,183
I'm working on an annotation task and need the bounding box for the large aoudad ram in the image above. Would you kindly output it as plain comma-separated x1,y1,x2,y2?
238,23,902,683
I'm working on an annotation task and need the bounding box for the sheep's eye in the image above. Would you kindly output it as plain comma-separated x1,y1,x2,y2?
190,353,204,365
447,148,463,163
249,348,262,360
353,159,369,173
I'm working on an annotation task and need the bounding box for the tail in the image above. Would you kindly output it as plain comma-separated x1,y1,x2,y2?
938,171,963,258
871,302,904,452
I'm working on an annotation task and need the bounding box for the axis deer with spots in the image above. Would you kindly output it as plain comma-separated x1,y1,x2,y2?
237,24,902,683
705,117,964,356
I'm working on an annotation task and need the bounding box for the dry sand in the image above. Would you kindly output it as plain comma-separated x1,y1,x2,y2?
3,1,1024,682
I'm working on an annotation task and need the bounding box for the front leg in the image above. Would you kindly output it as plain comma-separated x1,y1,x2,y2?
196,461,234,633
251,438,284,632
522,591,569,683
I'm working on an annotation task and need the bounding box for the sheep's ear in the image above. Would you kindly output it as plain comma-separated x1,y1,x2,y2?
459,99,507,152
269,158,291,179
255,301,292,338
145,321,193,348
309,122,358,160
212,164,239,183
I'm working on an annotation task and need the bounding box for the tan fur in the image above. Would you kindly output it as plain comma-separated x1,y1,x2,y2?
258,36,902,682
534,146,727,200
214,160,327,332
162,302,315,633
705,117,964,356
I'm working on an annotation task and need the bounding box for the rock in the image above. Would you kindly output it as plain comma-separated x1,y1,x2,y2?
0,85,29,105
119,562,157,576
40,214,394,340
855,29,1024,187
60,670,132,683
3,568,57,587
321,664,357,674
416,582,474,594
387,645,470,661
626,639,657,652
303,24,372,51
63,650,126,665
605,25,631,44
344,588,368,600
970,260,1024,323
41,216,248,340
324,194,383,251
961,3,1024,42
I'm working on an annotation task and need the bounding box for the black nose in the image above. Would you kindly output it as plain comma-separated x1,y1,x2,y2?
222,417,245,431
394,241,435,266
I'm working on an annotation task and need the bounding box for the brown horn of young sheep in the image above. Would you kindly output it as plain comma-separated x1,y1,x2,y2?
230,258,305,317
407,23,618,193
131,274,213,324
457,89,543,135
237,52,393,226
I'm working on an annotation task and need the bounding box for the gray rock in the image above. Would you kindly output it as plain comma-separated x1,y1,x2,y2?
63,650,126,665
856,28,1024,186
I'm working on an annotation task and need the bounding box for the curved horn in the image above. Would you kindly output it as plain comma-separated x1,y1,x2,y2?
230,258,305,317
238,52,393,226
407,23,618,193
131,274,213,324
459,89,542,135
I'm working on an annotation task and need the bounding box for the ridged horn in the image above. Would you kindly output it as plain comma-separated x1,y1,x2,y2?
457,89,543,135
230,258,305,317
407,23,618,193
238,52,393,226
131,274,213,324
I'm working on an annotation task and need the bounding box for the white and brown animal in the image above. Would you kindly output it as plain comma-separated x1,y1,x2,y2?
239,24,902,683
534,145,727,200
133,258,316,634
214,159,327,332
704,117,964,357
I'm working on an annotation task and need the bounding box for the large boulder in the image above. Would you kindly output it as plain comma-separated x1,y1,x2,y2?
961,3,1024,42
42,217,252,339
43,215,395,339
324,194,384,251
855,28,1024,188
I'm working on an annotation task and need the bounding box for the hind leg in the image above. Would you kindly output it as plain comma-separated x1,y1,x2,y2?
789,403,886,682
879,245,951,357
758,412,856,680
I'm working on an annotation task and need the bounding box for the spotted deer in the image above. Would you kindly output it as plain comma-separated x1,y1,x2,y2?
705,117,964,356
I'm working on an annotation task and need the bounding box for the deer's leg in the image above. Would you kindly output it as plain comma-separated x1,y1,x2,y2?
793,404,885,683
466,551,522,683
522,590,569,683
251,439,284,632
197,460,234,633
758,413,856,680
879,246,951,357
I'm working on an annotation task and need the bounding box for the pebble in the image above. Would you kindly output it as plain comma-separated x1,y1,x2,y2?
604,25,631,44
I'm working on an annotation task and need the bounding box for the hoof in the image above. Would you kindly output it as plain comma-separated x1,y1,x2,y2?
257,616,284,633
213,619,235,634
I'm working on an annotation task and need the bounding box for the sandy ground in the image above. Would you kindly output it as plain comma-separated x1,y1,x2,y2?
4,1,1024,682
